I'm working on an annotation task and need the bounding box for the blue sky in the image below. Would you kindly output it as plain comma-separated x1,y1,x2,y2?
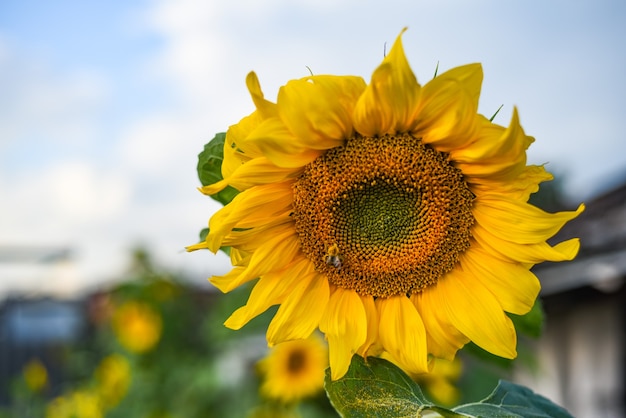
1,0,625,296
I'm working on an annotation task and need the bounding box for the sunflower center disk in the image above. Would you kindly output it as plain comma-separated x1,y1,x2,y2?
287,349,307,374
293,134,475,298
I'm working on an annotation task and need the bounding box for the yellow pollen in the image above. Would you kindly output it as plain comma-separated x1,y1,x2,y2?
292,133,474,298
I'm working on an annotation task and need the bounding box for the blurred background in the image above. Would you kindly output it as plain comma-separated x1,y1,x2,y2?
1,0,625,417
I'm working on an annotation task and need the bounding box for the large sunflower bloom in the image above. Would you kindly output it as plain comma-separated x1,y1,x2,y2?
190,29,583,380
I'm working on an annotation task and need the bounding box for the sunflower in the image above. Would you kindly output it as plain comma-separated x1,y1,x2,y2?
95,354,131,409
189,28,583,380
23,358,48,393
112,301,162,354
46,390,103,418
257,335,328,404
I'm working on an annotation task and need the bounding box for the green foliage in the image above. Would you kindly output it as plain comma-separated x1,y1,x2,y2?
454,380,574,418
510,299,545,339
325,356,433,417
0,248,335,418
528,175,568,213
454,299,545,402
325,356,573,418
197,132,239,206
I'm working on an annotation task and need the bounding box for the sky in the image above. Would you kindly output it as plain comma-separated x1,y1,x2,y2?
1,0,625,298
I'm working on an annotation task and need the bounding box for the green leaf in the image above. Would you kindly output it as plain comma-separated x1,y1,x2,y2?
325,355,573,418
509,298,544,339
454,380,573,418
197,132,239,206
463,342,514,371
324,355,458,417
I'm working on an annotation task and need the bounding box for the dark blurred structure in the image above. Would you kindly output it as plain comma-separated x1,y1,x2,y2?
0,245,81,404
517,180,626,417
0,297,85,403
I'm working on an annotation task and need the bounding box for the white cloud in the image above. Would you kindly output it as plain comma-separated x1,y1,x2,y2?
140,1,228,101
0,160,130,243
117,113,195,173
46,161,131,221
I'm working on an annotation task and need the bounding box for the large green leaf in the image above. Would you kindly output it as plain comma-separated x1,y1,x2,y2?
454,380,573,418
324,355,459,418
325,355,573,418
197,132,239,206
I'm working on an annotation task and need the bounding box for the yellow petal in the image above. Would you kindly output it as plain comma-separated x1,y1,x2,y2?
278,75,365,148
376,296,429,375
319,287,367,380
200,156,297,194
473,197,585,245
245,71,278,119
220,219,294,253
222,112,264,178
245,117,324,168
460,247,540,315
267,272,329,344
469,165,553,202
356,295,381,358
411,291,468,360
221,229,301,292
472,223,582,264
452,109,533,180
207,181,294,252
353,28,421,136
209,266,246,293
229,248,250,266
439,269,517,359
186,241,208,252
216,73,278,183
413,63,483,151
224,258,312,330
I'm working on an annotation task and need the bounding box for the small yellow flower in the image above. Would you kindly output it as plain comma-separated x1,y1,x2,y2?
23,358,48,393
112,300,162,354
257,336,328,404
94,354,131,408
46,390,102,418
191,28,584,380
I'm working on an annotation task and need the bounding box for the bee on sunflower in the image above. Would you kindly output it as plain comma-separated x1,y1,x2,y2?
189,28,583,380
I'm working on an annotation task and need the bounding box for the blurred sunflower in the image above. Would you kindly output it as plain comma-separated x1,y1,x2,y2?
46,390,102,418
189,28,583,380
257,336,328,404
23,358,48,393
112,301,162,354
94,354,131,408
